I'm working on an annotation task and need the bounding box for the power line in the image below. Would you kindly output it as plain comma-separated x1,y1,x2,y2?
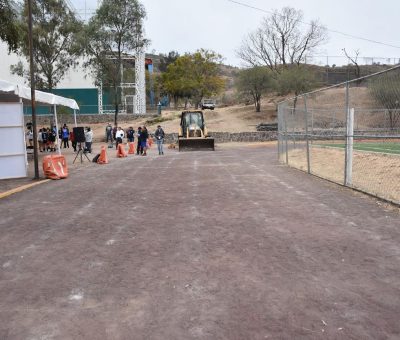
227,0,400,49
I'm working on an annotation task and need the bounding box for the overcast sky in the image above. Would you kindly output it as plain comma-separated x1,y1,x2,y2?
2,0,399,86
72,0,400,67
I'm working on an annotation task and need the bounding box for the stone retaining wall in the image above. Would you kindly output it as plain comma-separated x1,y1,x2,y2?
163,132,277,144
89,132,277,143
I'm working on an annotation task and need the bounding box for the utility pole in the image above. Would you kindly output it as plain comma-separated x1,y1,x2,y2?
27,0,39,179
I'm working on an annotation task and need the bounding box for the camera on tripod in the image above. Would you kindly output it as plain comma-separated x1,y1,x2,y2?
72,127,91,163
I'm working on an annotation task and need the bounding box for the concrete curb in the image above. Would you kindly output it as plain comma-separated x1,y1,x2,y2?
0,180,51,200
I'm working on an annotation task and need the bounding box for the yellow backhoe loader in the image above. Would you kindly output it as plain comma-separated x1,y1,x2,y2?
178,111,215,151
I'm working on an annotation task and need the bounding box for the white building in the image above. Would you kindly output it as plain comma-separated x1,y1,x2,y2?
0,41,93,88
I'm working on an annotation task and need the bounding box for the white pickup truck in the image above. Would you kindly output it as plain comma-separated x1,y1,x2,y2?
201,99,215,110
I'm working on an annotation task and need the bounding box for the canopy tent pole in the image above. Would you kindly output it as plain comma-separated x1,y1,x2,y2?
53,104,61,156
74,109,77,127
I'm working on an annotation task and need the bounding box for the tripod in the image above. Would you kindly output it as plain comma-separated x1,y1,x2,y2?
73,142,91,164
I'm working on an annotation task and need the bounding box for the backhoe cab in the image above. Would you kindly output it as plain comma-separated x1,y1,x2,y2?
178,111,215,151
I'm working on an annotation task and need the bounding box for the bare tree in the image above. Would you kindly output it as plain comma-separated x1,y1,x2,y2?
369,71,400,130
343,48,361,80
236,7,327,72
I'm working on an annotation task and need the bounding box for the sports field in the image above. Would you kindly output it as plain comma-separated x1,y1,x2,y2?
316,141,400,155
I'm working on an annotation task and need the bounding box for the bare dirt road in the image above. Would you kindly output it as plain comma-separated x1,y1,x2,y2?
0,144,399,339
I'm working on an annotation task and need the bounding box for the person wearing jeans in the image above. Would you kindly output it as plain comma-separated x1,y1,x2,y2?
84,127,93,153
154,125,165,155
61,124,69,148
140,126,149,156
115,127,125,149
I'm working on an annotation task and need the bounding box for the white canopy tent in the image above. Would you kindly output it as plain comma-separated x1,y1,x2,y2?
0,79,79,111
0,79,80,179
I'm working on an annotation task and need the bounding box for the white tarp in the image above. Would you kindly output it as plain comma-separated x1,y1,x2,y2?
0,79,80,179
0,79,79,110
0,79,16,92
0,102,27,179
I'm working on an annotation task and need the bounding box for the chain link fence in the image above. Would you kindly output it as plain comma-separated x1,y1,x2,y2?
278,65,400,205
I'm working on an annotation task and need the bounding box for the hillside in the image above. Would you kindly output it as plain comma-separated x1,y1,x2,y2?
85,97,278,141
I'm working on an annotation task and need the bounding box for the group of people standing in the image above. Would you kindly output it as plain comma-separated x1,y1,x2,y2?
25,122,166,156
32,124,73,152
27,123,89,154
105,123,165,156
36,126,58,152
57,124,92,153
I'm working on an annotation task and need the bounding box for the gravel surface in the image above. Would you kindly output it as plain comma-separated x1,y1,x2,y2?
0,144,399,339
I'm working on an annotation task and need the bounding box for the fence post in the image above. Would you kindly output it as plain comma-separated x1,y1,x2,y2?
344,82,354,186
277,104,281,161
278,103,285,162
304,95,311,174
344,83,349,185
345,108,354,186
284,110,289,164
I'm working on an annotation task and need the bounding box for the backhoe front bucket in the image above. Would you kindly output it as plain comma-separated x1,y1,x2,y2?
178,137,215,151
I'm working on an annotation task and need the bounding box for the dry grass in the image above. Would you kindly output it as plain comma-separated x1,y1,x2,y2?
287,146,400,203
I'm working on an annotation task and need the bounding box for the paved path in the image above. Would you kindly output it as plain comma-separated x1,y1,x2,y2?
0,145,399,339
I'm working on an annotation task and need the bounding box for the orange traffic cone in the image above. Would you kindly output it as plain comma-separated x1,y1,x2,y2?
117,143,128,158
128,142,135,154
97,146,109,164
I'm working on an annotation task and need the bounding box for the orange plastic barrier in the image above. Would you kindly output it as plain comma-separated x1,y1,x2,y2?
42,155,68,180
117,143,128,158
97,146,109,164
128,142,135,154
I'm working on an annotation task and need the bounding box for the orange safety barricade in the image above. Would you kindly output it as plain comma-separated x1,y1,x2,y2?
117,143,128,158
42,155,68,180
97,146,109,164
128,142,135,154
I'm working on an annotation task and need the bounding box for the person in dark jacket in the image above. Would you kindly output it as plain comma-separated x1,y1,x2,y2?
48,128,56,152
41,128,48,152
105,123,113,143
154,125,165,155
136,126,143,155
140,126,149,156
126,127,135,143
112,126,117,141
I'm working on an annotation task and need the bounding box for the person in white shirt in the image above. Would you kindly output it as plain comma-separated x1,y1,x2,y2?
85,127,93,153
115,127,125,149
26,129,33,147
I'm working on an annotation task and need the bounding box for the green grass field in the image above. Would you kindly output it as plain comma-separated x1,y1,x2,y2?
315,142,400,155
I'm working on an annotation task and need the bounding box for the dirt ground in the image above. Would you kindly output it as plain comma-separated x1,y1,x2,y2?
286,146,400,204
0,141,276,195
1,144,400,339
0,142,140,194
